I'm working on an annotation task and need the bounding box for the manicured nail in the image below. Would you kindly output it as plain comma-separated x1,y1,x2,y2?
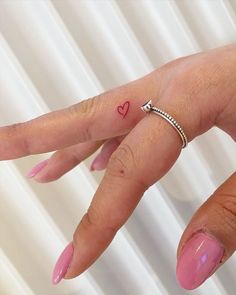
90,154,105,171
176,232,224,290
52,242,74,285
26,159,49,178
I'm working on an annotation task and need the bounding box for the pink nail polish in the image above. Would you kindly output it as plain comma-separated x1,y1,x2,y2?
90,154,105,171
52,242,74,285
26,159,49,178
176,232,224,290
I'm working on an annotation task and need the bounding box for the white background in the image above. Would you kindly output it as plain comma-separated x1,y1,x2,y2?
0,0,236,294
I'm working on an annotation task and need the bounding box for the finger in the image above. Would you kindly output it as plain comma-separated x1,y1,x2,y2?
27,140,105,183
0,69,162,160
90,135,126,171
52,91,214,284
176,171,236,290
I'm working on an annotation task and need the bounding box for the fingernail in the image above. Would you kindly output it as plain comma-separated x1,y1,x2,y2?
89,154,105,171
26,159,49,178
52,242,74,285
176,232,224,290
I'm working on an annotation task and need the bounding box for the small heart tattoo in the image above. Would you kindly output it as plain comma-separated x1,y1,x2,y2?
117,101,130,118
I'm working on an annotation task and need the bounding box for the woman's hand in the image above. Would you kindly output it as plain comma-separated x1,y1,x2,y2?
2,42,236,290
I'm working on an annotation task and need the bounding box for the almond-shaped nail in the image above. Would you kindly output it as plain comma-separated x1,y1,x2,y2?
176,232,224,290
26,159,49,178
52,242,74,285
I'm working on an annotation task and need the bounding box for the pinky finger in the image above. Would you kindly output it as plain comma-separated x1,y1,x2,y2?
26,140,105,183
90,135,126,171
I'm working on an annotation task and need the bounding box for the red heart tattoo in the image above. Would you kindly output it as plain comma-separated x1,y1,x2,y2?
117,101,130,118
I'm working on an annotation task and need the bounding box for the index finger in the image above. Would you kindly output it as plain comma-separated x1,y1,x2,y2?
0,70,161,160
53,95,207,283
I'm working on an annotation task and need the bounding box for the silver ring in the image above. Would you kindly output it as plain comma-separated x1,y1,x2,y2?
141,99,188,148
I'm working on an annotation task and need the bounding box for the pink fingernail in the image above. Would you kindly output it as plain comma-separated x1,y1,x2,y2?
90,154,105,171
176,232,224,290
26,159,49,178
52,242,74,285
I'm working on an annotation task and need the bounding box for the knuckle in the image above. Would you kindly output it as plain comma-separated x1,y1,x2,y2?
165,57,223,98
78,124,92,142
82,204,106,229
7,123,31,155
161,59,223,139
70,150,82,165
106,143,149,189
67,96,100,142
7,122,24,136
70,96,99,118
8,122,21,132
78,205,119,236
106,143,136,180
214,194,236,233
80,211,98,231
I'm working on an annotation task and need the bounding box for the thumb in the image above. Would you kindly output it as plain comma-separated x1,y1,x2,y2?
176,171,236,290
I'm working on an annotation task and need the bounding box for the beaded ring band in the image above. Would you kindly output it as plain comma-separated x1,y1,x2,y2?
141,99,188,149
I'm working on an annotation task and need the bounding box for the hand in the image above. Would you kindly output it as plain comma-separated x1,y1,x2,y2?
2,42,236,290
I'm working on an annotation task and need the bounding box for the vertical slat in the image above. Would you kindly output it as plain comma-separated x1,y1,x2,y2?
0,162,102,295
175,0,236,49
0,250,34,295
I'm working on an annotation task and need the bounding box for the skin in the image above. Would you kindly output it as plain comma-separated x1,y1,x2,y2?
2,42,236,288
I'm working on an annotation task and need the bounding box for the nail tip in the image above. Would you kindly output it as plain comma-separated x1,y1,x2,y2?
52,268,64,285
26,173,34,178
26,159,49,179
90,164,105,171
51,242,74,286
26,171,37,178
52,275,62,285
89,166,95,171
90,155,104,171
176,277,198,290
51,278,59,285
176,266,205,290
90,162,101,171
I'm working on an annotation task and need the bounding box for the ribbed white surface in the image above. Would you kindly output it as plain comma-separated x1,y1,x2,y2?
0,0,236,294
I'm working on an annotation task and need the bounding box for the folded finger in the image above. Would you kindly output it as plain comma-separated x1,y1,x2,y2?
27,140,104,182
90,135,126,171
0,70,162,160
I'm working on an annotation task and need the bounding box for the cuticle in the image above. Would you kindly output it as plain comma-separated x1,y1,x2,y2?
179,226,225,258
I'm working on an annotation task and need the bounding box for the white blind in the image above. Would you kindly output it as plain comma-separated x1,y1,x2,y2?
0,0,236,294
